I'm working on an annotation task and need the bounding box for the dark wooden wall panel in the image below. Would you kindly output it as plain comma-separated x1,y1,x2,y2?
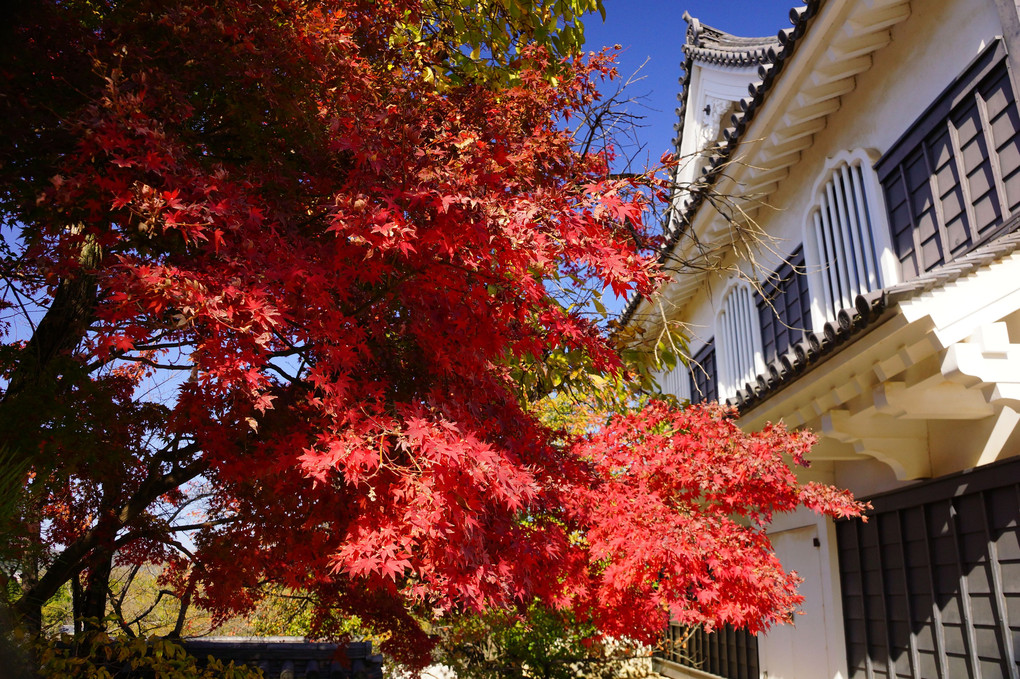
658,623,759,679
837,457,1020,679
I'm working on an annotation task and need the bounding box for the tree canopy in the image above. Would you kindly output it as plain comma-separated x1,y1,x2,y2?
0,0,863,667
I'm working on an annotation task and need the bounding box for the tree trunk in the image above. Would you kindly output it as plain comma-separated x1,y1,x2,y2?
0,602,34,679
0,230,100,472
0,231,100,638
17,505,43,639
169,576,198,639
81,550,113,631
12,454,206,631
71,572,84,635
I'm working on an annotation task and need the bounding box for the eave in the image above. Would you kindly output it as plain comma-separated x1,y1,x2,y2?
624,0,913,329
736,228,1020,480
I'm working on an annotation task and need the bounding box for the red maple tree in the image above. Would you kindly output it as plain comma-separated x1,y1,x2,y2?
0,0,863,665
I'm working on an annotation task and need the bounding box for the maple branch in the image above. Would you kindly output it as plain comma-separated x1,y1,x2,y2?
130,340,196,351
264,361,301,383
113,517,236,548
82,328,196,373
343,272,414,320
266,345,309,358
153,534,196,561
575,60,651,167
1,278,40,335
118,587,178,635
169,576,198,638
107,563,143,638
13,446,206,627
171,518,236,532
159,491,215,525
114,355,195,370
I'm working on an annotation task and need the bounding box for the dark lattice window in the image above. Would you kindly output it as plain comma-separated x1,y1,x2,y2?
876,40,1020,279
688,339,717,402
757,247,812,363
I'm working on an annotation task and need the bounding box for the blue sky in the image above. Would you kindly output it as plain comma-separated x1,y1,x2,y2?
581,0,799,168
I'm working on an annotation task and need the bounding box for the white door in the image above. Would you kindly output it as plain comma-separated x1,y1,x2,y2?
756,524,833,679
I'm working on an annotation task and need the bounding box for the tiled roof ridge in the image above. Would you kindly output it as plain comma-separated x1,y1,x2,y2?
729,226,1020,413
884,225,1020,303
619,1,824,329
727,291,886,412
682,11,780,67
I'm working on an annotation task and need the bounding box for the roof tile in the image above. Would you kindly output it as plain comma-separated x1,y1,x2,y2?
729,226,1020,412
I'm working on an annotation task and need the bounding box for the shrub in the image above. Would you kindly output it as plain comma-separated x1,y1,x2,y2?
36,631,263,679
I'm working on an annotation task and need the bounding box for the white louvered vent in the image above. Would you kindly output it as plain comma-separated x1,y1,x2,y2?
658,365,691,402
811,160,882,320
717,284,764,400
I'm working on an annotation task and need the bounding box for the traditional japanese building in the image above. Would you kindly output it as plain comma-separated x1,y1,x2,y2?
629,1,1020,677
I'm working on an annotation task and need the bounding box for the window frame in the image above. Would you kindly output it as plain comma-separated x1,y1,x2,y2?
876,40,1008,176
657,622,760,679
658,362,692,402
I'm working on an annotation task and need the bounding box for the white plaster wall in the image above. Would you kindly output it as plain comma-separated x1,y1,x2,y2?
834,456,905,497
747,0,1002,274
669,0,1002,421
676,62,764,193
657,2,1011,679
744,4,1002,676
